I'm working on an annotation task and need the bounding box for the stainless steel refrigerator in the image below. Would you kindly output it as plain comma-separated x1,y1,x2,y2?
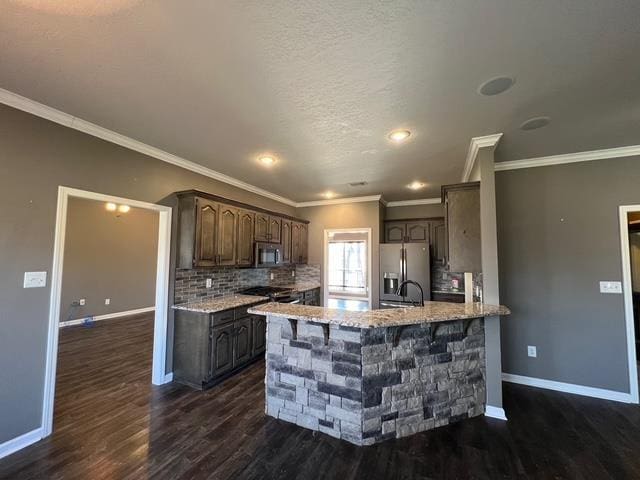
379,243,431,307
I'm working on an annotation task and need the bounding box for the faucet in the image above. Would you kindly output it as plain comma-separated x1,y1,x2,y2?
395,280,424,307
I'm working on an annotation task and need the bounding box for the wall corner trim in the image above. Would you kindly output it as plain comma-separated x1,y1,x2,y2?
0,87,297,207
163,372,174,384
494,144,640,172
461,133,504,182
484,405,507,421
502,373,635,404
385,198,441,207
0,427,44,460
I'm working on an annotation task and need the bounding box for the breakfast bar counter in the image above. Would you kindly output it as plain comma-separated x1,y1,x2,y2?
247,301,510,446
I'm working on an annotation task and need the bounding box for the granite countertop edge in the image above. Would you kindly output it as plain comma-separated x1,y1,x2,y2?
173,294,270,314
247,301,511,328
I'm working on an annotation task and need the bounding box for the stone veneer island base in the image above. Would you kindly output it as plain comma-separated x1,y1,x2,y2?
248,302,509,446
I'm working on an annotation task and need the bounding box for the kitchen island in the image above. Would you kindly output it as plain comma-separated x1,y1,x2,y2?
247,301,510,446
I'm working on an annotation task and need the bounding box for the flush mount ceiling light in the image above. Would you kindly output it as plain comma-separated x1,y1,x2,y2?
105,202,117,212
323,191,336,199
388,129,411,143
258,155,277,167
118,205,131,213
520,116,551,131
407,181,426,190
478,76,515,96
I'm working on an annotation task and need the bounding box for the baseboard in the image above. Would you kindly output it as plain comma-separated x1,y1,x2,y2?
59,306,155,328
502,373,634,403
484,405,507,421
163,372,174,383
0,427,44,460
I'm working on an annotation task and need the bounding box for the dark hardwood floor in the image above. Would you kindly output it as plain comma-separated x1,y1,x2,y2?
2,314,640,479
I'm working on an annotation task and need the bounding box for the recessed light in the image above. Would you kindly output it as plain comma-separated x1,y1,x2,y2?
478,76,515,96
408,181,425,190
323,191,336,199
388,129,411,143
105,202,117,212
520,116,551,131
258,155,277,166
118,205,131,213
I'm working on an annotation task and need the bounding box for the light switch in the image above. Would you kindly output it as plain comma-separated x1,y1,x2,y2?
24,271,47,288
599,281,622,294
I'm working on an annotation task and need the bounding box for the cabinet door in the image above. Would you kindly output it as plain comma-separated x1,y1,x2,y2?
446,186,481,272
299,223,308,264
195,198,219,267
233,317,252,367
269,216,282,243
281,221,292,264
432,219,446,262
251,315,266,356
210,323,234,377
255,213,270,242
406,221,429,243
291,222,301,263
237,210,255,266
218,206,239,266
385,222,406,243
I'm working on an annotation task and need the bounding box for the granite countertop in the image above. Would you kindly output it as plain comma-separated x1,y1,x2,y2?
278,282,321,292
248,301,510,328
173,294,269,314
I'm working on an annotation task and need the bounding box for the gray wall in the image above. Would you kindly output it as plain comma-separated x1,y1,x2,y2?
297,201,382,308
384,202,444,220
496,156,640,393
0,104,296,444
60,198,158,323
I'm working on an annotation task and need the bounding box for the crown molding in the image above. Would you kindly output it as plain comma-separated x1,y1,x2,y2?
386,198,441,207
296,195,383,208
494,144,640,172
0,88,298,207
461,133,504,182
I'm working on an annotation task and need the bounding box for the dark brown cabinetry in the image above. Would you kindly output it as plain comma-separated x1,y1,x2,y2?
301,287,320,306
441,182,481,272
175,190,309,268
174,304,267,390
384,217,446,262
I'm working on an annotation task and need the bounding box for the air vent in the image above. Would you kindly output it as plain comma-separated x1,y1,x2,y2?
349,181,368,187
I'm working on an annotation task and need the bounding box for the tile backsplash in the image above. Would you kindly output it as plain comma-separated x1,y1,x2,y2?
431,262,483,299
174,264,321,304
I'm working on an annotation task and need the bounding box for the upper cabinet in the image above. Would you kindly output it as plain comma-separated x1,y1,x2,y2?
175,191,309,269
384,218,446,262
441,182,481,273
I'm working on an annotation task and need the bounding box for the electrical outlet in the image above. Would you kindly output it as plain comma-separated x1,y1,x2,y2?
105,298,110,305
270,273,275,280
292,271,296,277
527,345,537,358
79,298,86,306
206,278,212,289
599,281,622,294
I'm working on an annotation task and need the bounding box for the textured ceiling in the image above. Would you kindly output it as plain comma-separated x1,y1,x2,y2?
1,1,639,202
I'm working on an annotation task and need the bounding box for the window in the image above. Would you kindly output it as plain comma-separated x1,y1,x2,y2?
327,241,367,295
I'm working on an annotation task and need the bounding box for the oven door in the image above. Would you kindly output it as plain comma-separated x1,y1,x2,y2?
254,242,282,267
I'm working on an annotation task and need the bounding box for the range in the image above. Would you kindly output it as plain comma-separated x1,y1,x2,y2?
237,286,301,303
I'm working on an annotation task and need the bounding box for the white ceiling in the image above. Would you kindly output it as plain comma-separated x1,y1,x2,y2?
1,0,639,202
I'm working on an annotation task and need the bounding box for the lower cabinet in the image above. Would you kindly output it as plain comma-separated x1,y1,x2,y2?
173,304,267,390
301,288,320,306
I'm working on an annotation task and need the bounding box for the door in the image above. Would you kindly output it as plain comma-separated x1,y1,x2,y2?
210,323,233,377
281,221,292,263
195,198,219,267
251,315,266,356
233,317,252,366
218,206,239,266
404,243,431,304
255,213,270,242
446,187,481,272
406,221,429,243
237,210,255,266
385,222,405,243
380,243,404,302
269,216,282,243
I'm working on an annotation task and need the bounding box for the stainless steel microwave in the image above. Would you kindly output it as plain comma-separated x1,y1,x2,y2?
254,242,283,267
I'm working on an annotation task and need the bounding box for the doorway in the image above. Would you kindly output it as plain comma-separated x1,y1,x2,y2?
42,187,172,437
323,228,372,311
618,205,640,404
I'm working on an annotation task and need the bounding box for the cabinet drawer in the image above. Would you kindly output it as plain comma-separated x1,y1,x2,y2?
303,288,319,299
211,310,234,326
